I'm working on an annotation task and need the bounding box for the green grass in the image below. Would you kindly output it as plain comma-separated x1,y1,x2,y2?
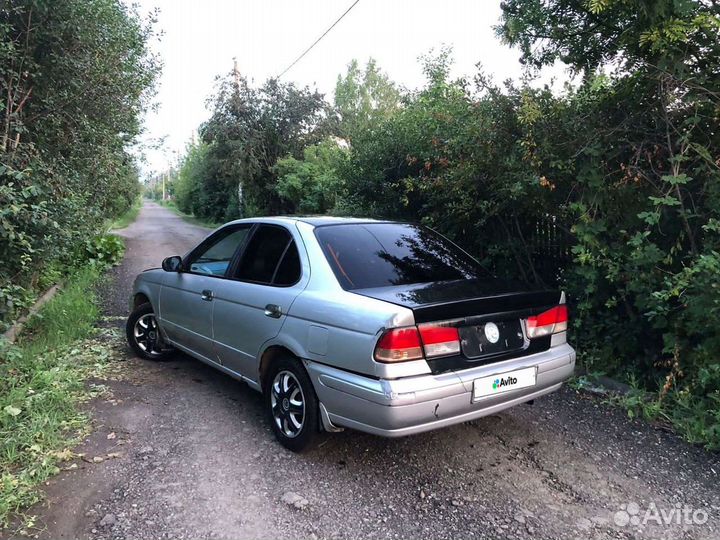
16,267,101,353
111,196,142,229
158,199,219,229
0,265,114,529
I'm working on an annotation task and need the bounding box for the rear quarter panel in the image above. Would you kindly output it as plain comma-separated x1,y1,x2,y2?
271,221,417,378
279,289,415,377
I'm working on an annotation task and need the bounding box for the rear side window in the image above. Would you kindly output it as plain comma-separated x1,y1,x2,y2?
273,243,301,285
315,223,483,290
235,225,301,285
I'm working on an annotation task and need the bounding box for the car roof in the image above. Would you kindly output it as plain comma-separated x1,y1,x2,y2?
293,216,394,226
224,216,396,228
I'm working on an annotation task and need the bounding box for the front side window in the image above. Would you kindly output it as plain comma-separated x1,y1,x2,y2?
315,223,484,290
187,227,250,277
235,225,301,285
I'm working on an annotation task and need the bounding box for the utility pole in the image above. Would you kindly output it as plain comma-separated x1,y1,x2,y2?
233,57,241,90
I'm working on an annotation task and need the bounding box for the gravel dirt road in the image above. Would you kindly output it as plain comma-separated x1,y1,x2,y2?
17,202,720,540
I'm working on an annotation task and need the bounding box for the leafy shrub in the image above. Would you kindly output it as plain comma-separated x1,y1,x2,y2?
667,364,720,450
275,139,348,214
174,141,209,216
81,234,125,268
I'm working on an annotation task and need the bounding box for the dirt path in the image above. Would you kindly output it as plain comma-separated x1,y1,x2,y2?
17,201,720,540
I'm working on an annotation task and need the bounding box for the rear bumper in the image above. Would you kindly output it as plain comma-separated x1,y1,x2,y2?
306,343,575,437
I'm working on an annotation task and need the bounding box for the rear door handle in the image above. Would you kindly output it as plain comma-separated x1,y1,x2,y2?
201,289,214,301
264,304,282,318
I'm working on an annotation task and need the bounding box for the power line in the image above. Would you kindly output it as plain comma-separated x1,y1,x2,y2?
277,0,361,79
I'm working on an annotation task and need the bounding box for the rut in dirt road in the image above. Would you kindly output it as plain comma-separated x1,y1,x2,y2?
25,201,720,540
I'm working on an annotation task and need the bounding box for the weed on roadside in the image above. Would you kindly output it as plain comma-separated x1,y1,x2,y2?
0,267,127,530
575,371,719,451
607,387,668,423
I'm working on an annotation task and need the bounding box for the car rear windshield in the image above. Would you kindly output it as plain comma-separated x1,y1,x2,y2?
314,223,484,290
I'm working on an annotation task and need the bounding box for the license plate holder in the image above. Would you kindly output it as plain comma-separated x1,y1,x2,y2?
459,320,526,359
473,366,537,400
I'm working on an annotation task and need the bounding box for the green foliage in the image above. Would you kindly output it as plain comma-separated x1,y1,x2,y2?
334,59,401,140
609,378,667,422
495,0,720,447
497,0,719,76
608,367,720,451
160,198,222,229
190,74,329,221
81,234,125,268
18,267,101,351
174,60,398,221
175,141,210,216
0,0,157,327
666,365,720,449
275,139,348,214
111,196,142,230
339,51,573,284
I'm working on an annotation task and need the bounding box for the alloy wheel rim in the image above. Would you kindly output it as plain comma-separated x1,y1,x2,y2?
270,371,305,438
133,313,166,357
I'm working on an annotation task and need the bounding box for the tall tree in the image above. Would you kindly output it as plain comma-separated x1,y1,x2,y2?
196,71,328,220
334,59,401,140
498,0,720,76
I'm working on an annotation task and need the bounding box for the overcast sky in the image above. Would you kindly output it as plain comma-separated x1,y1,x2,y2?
134,0,567,175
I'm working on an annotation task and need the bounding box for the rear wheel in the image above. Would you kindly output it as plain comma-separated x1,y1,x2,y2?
126,302,174,360
264,357,319,452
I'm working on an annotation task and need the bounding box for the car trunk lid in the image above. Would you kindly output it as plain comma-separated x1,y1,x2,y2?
355,279,562,373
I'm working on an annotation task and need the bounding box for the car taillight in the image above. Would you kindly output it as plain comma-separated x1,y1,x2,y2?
525,305,568,338
374,324,461,362
418,324,460,358
374,327,423,362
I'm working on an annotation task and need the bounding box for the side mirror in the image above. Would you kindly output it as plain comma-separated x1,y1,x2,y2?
162,255,183,272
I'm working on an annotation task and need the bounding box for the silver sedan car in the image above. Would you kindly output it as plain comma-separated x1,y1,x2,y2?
126,217,575,451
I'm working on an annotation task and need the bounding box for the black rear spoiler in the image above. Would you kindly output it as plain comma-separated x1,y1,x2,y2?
409,290,562,324
353,279,562,324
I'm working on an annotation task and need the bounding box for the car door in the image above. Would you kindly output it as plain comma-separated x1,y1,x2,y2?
159,224,252,362
211,223,308,380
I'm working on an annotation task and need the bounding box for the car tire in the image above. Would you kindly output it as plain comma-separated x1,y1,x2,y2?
264,356,320,452
126,302,174,361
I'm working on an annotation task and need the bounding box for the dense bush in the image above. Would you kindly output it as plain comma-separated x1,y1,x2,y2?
274,139,347,214
497,0,720,439
0,0,157,328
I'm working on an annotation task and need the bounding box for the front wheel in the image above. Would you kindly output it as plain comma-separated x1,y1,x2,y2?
126,302,174,361
264,357,320,452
